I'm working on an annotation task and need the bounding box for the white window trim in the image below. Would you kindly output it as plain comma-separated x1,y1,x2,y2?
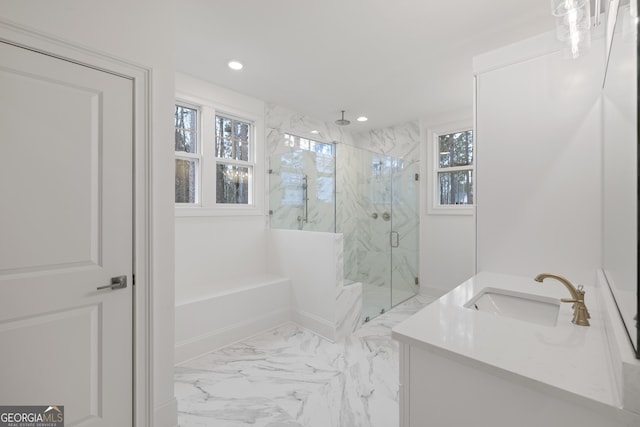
174,93,265,217
427,120,475,216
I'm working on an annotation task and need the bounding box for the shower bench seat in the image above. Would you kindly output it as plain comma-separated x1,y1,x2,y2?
174,273,292,364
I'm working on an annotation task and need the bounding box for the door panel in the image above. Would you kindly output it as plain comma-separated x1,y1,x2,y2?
0,41,133,426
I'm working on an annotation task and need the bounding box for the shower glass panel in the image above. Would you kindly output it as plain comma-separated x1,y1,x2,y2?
269,135,419,322
269,134,336,232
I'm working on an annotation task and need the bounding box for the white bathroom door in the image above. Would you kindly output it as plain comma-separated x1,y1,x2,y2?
0,41,133,426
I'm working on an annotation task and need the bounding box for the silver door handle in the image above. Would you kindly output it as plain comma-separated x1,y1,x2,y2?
97,275,127,291
390,231,400,248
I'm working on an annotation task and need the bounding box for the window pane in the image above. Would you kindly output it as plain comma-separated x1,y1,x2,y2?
236,122,249,142
215,116,223,138
439,130,473,168
216,164,250,204
175,105,197,131
438,170,473,205
222,117,232,139
174,105,197,153
175,159,197,203
216,137,233,158
237,139,249,162
216,115,251,161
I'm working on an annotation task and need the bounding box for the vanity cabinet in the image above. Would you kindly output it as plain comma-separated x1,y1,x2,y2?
393,272,640,427
398,342,632,427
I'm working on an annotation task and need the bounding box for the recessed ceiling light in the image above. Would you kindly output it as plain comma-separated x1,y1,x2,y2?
310,130,319,134
356,116,368,122
228,61,243,71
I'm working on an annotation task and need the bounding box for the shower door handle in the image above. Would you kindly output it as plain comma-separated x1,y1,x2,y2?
390,231,400,248
302,175,309,223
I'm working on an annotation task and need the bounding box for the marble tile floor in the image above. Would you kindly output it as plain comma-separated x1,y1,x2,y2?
175,295,434,427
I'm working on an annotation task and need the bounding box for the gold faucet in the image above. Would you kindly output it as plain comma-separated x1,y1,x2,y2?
534,273,590,326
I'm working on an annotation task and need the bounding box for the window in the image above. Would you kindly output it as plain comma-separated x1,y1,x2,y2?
434,129,474,207
215,115,253,204
174,103,199,204
174,100,258,211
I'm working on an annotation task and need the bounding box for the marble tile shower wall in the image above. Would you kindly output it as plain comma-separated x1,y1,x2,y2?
266,104,420,300
335,143,363,281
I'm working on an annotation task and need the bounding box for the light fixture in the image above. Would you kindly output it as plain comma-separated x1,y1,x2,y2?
335,110,350,126
356,116,368,122
551,0,593,59
228,60,243,70
310,130,319,134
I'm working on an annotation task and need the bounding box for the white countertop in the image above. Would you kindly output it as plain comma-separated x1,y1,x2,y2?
392,272,620,409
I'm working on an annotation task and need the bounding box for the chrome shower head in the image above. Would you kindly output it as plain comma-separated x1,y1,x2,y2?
335,110,350,126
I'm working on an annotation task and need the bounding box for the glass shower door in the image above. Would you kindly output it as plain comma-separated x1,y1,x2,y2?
351,150,419,321
390,159,419,307
359,152,394,321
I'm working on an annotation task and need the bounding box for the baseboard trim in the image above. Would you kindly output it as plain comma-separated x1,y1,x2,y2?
175,308,291,365
291,309,336,342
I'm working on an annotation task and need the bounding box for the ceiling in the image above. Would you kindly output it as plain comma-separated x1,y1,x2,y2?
176,0,555,131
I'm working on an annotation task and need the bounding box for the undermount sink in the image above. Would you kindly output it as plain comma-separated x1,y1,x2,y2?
465,288,560,327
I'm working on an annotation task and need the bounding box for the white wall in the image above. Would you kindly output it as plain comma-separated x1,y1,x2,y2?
0,2,177,425
175,216,269,303
267,229,343,339
174,73,268,305
420,115,476,297
474,32,604,287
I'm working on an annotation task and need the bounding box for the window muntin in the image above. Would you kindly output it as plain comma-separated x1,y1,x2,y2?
435,130,474,206
174,104,199,204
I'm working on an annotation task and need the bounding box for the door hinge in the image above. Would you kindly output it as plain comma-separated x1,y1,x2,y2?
414,173,419,181
132,274,136,286
268,169,273,174
415,276,419,285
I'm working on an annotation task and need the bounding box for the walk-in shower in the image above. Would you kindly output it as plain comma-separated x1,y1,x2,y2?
269,133,419,322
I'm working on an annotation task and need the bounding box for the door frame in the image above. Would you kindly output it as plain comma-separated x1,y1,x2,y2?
0,19,154,427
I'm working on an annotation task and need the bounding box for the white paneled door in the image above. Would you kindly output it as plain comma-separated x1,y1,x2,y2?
0,41,133,426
